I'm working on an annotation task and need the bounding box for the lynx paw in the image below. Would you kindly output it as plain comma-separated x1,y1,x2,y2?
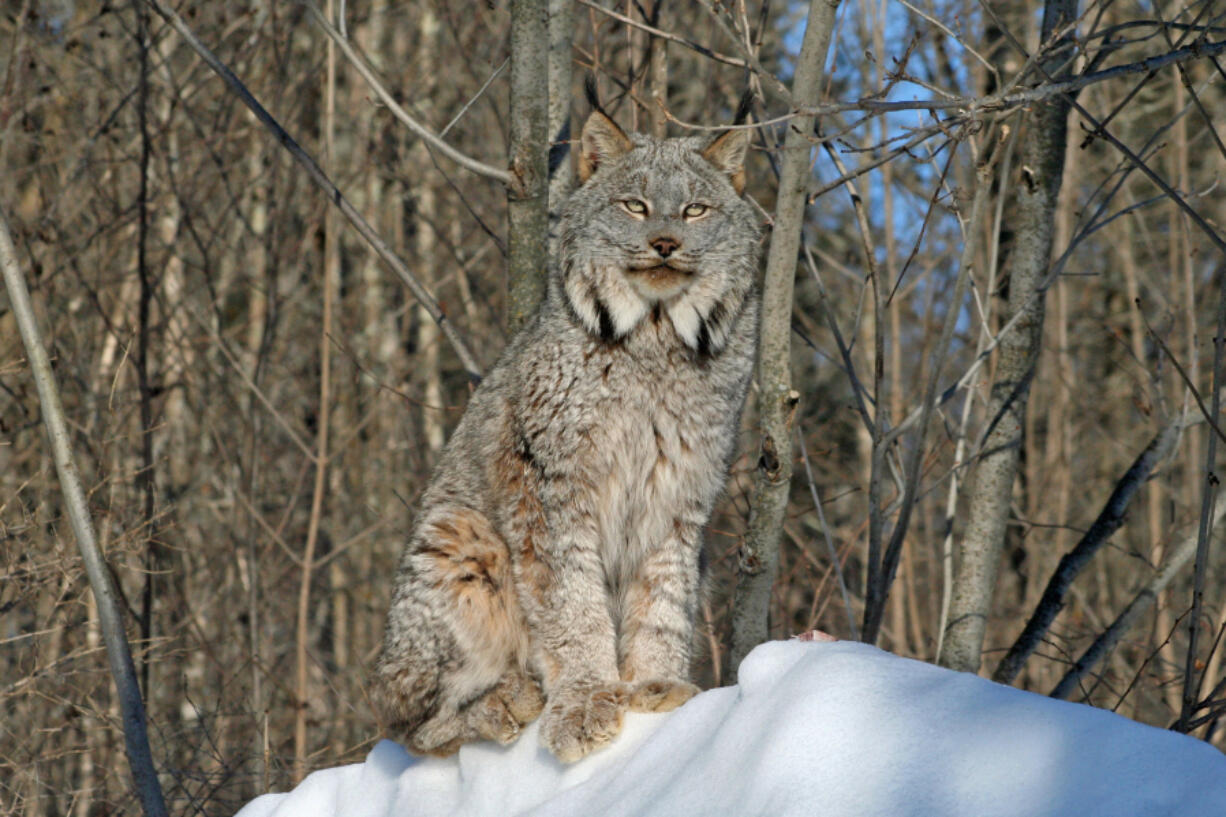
470,673,546,745
540,681,630,763
502,672,546,725
628,679,700,713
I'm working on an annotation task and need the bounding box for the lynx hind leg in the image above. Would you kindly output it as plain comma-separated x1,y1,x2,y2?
375,507,534,755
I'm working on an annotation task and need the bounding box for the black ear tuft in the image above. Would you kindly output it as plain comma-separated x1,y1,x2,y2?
733,90,754,126
578,78,633,184
585,75,604,116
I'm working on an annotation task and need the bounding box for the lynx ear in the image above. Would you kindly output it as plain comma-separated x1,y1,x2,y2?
578,110,633,184
701,129,750,194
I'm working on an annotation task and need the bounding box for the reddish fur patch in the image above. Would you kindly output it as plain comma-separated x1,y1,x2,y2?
421,509,527,666
493,427,554,607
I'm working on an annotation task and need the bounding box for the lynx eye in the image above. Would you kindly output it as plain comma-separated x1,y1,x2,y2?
620,199,649,217
682,203,710,219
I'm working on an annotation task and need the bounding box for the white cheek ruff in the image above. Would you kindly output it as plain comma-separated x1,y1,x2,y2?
564,262,650,341
667,301,702,349
603,276,650,337
564,270,602,336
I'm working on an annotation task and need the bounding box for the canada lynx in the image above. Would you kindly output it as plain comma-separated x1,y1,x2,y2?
373,96,761,763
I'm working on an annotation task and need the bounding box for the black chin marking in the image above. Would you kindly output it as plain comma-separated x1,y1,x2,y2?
652,303,663,323
694,319,713,357
594,297,617,343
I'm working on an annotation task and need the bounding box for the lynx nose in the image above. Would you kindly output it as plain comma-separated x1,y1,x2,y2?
649,236,680,258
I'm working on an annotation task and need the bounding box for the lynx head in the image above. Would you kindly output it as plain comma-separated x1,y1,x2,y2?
555,98,760,356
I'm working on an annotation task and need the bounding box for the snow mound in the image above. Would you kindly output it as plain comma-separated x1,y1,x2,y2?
235,640,1226,817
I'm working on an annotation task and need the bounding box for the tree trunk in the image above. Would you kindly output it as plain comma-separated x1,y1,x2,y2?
729,0,841,679
547,0,575,242
507,0,550,331
939,0,1078,674
294,0,339,779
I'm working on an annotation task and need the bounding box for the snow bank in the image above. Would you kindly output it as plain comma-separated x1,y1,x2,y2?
236,640,1226,817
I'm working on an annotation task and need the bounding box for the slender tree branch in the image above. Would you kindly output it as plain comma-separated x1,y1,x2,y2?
0,210,169,817
1051,485,1226,701
1178,263,1226,731
302,1,513,185
576,0,750,70
993,416,1182,684
864,129,1006,644
144,0,484,381
796,425,858,639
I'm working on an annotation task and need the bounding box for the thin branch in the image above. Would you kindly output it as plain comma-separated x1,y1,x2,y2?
657,38,1226,132
993,416,1183,684
895,0,998,77
144,0,483,381
576,0,750,70
1178,263,1226,731
0,210,169,817
440,58,508,138
1141,303,1226,446
302,1,512,185
796,425,858,639
864,128,1006,644
1051,485,1226,701
696,0,793,104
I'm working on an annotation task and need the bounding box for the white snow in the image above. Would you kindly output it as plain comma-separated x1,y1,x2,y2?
235,640,1226,817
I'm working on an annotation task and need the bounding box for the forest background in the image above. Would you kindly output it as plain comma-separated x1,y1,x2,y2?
3,0,1226,814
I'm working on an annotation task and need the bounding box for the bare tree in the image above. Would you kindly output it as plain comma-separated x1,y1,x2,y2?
5,3,1226,810
939,0,1079,674
729,0,841,676
507,0,552,330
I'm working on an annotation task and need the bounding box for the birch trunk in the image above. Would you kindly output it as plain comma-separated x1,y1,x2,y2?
728,0,840,679
939,0,1077,674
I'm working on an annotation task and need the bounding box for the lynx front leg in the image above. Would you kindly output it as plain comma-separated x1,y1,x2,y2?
618,525,703,713
516,529,631,762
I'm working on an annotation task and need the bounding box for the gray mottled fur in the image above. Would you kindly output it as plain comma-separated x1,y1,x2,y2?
372,109,761,763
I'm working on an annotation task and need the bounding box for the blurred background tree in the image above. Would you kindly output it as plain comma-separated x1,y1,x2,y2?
2,0,1225,813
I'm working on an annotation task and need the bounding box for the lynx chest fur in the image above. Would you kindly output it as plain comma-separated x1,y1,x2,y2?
373,99,761,764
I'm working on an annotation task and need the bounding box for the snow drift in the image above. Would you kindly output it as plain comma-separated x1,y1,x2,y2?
235,640,1226,817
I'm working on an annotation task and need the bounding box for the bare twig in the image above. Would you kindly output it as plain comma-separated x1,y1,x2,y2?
864,128,1006,645
1,210,169,817
993,416,1182,684
144,0,483,381
895,0,998,77
1051,485,1226,701
796,425,858,639
1178,264,1226,731
577,0,750,70
302,1,512,185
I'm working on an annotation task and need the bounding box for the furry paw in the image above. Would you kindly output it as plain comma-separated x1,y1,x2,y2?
627,679,700,713
470,673,546,745
540,681,630,763
501,672,546,725
468,693,527,745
